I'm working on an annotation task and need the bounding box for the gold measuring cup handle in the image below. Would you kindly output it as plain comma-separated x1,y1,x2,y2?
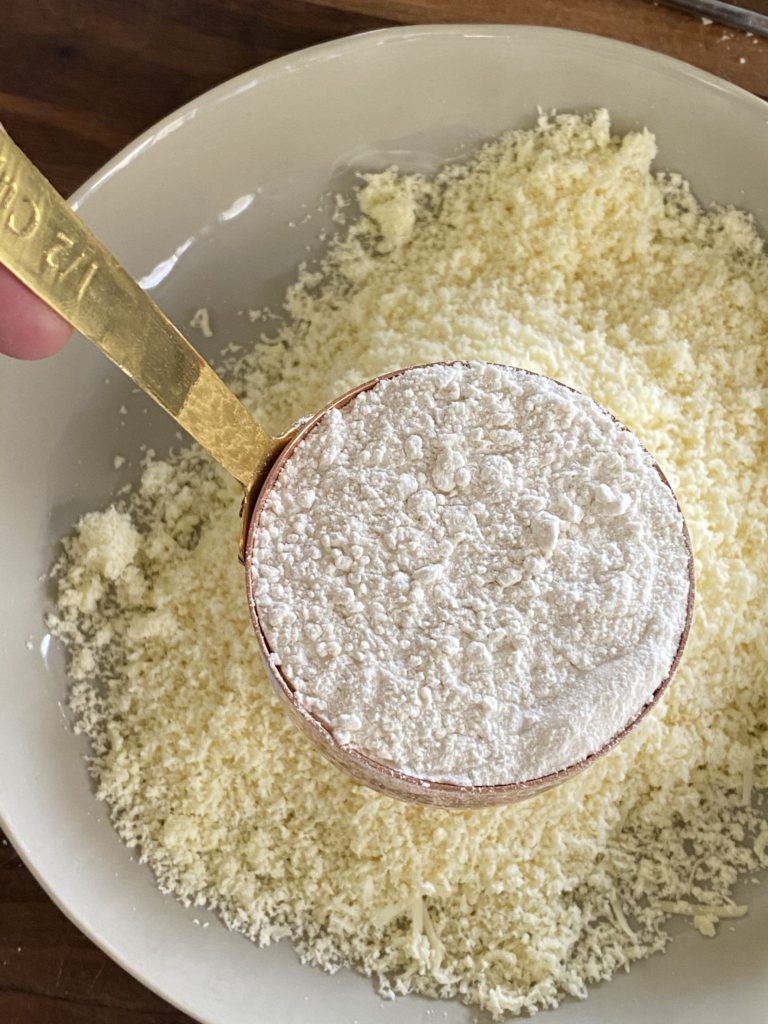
0,132,285,530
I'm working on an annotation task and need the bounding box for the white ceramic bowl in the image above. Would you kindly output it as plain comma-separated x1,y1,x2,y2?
1,25,766,1024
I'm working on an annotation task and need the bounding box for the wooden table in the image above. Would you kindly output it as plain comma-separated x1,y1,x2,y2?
1,2,765,1022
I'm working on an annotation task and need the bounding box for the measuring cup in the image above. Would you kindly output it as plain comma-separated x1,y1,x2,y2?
0,135,694,808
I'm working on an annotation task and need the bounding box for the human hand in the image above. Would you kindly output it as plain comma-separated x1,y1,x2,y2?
0,265,72,359
0,123,72,359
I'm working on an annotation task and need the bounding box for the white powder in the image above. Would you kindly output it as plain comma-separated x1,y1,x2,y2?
254,362,691,785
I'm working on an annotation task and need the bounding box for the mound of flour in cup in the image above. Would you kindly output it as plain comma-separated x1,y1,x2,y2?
51,111,768,1019
254,361,691,785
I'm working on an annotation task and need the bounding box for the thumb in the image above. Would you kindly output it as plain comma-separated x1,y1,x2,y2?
0,123,72,359
0,263,73,359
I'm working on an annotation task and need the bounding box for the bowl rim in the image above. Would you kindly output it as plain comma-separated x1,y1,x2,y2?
69,22,768,211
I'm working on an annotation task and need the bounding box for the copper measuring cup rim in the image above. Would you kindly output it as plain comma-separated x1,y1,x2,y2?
243,361,696,809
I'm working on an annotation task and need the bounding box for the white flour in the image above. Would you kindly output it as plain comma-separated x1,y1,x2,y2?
253,362,692,785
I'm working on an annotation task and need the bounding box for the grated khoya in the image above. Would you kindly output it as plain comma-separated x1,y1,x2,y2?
51,111,768,1018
